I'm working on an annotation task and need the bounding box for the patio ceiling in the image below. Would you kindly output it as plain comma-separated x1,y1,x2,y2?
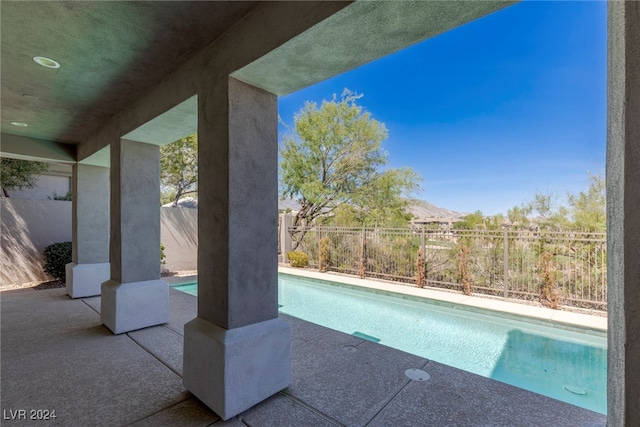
0,1,515,166
0,1,258,146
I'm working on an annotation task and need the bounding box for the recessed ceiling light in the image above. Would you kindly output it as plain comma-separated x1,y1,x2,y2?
10,121,28,127
33,56,60,69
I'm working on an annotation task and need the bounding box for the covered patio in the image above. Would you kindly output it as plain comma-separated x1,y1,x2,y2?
1,282,605,425
1,1,639,425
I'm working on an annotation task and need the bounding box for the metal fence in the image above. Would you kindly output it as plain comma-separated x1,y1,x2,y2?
286,225,607,310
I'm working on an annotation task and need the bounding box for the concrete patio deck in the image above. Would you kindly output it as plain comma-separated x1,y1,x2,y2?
1,286,606,426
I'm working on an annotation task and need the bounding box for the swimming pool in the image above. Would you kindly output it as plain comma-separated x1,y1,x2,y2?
172,273,607,414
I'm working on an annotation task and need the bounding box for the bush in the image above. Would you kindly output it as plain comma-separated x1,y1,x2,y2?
287,251,309,268
48,191,72,201
318,236,331,272
160,243,167,265
539,251,559,309
458,241,472,296
43,242,72,281
415,248,425,288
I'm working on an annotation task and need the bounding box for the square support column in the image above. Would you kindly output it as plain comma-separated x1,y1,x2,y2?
101,139,169,334
66,164,110,298
183,77,291,420
607,2,640,424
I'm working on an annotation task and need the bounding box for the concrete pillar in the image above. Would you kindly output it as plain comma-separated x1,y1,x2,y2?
101,139,169,334
66,164,110,298
183,77,291,420
607,2,640,425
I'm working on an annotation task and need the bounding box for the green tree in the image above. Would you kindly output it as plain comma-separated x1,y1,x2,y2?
280,90,420,246
160,134,198,206
507,205,531,228
505,173,605,232
567,173,605,231
0,158,50,197
525,191,570,230
485,213,507,230
344,168,419,227
454,210,485,230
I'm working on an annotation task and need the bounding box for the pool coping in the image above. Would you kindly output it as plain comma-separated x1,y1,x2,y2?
278,267,608,334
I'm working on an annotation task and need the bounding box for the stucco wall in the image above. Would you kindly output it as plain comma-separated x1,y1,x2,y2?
7,175,71,200
1,198,72,285
1,199,198,285
160,207,197,272
607,2,640,423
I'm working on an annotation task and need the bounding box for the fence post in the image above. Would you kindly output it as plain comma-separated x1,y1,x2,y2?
421,227,426,276
503,226,509,298
318,228,323,271
280,213,292,264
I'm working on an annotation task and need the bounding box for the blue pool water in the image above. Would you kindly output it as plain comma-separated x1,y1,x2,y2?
172,273,607,414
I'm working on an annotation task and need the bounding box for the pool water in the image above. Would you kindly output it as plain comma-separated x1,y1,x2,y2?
172,273,607,414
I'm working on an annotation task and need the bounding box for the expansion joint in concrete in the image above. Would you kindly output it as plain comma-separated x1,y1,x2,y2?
278,391,343,427
126,330,182,378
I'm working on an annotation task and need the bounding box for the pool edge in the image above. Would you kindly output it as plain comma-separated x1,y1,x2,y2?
278,267,608,335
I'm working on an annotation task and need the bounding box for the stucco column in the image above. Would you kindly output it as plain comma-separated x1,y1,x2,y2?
183,77,291,420
101,139,169,334
607,2,640,425
66,164,110,298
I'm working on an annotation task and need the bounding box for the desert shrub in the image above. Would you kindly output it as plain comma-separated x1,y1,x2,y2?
358,235,367,278
43,242,72,281
366,234,419,279
539,251,559,309
458,241,472,296
160,243,167,265
318,236,331,272
287,251,309,268
415,248,425,287
48,191,72,201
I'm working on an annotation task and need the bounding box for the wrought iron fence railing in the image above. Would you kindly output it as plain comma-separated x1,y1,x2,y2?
284,225,607,310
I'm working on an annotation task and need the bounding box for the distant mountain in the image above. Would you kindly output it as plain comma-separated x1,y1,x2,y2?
277,197,467,220
404,199,468,220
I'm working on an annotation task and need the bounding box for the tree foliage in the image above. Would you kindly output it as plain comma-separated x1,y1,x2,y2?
507,205,531,228
280,90,420,238
567,173,605,231
160,134,198,206
454,210,485,230
0,158,50,197
525,191,571,230
503,173,605,231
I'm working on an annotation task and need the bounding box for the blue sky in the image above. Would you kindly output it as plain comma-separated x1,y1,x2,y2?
277,1,607,216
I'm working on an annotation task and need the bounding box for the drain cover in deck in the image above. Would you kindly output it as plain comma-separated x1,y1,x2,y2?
342,345,358,353
405,368,430,381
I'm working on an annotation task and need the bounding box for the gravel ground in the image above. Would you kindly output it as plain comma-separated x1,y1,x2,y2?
0,279,65,292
